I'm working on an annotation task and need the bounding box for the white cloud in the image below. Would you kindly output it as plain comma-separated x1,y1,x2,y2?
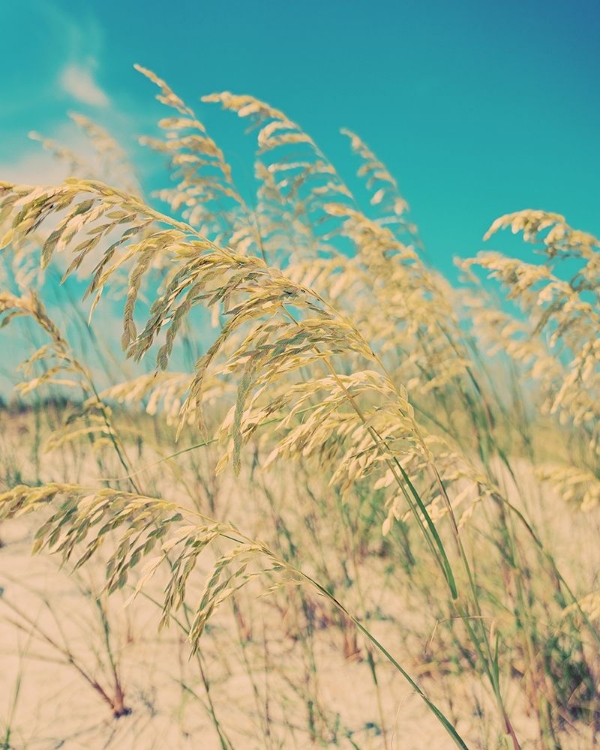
0,123,95,185
60,64,109,108
0,150,69,185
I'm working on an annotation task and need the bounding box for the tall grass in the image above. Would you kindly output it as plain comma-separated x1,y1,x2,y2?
0,65,598,749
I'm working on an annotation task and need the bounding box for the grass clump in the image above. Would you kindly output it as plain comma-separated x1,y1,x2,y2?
0,65,598,749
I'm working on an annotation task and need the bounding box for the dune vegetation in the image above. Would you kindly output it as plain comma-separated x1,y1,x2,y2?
0,66,599,749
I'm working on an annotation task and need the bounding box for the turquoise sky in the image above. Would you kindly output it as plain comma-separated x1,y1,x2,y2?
1,0,599,280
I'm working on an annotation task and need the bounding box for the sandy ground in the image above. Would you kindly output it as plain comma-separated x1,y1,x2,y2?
0,518,460,750
1,412,599,749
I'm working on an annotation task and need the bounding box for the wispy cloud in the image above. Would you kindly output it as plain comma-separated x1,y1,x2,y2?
0,150,69,185
60,63,109,108
0,122,94,185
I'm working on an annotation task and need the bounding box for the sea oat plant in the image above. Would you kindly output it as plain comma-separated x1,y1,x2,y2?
0,66,598,750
